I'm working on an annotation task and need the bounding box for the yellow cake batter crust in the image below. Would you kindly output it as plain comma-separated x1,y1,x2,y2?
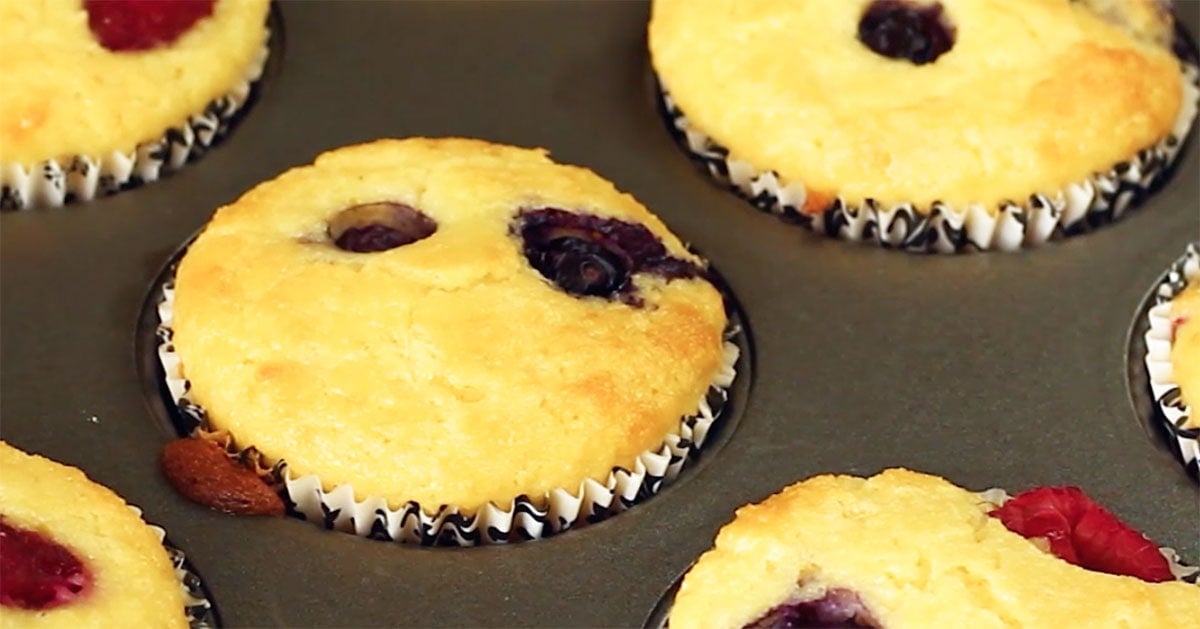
649,0,1186,212
0,441,186,628
1170,282,1199,422
171,137,728,512
0,0,269,166
671,469,1200,628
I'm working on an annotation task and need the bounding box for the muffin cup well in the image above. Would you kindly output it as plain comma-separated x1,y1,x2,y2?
155,276,741,546
0,30,270,211
1143,242,1199,476
657,62,1199,254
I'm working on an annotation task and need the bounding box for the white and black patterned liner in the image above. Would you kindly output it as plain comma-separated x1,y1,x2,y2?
1143,242,1199,476
153,273,741,547
657,60,1199,253
0,30,270,211
131,508,218,627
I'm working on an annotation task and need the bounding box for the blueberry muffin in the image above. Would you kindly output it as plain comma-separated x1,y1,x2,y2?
163,137,737,544
0,0,270,209
670,469,1198,628
0,441,191,627
650,0,1199,251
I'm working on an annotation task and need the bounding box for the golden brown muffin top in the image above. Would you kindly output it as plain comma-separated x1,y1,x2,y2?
671,469,1200,628
0,0,268,165
171,138,729,512
650,0,1186,212
0,441,187,628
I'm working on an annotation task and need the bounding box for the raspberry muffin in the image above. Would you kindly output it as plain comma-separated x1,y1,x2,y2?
1144,243,1199,475
159,137,740,545
0,0,270,210
650,0,1200,252
670,469,1199,628
0,441,204,627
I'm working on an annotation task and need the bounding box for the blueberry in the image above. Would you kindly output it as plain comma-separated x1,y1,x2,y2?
514,208,703,303
858,0,955,65
541,236,629,297
744,589,878,628
327,202,437,253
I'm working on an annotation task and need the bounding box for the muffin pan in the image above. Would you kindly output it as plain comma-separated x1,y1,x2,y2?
1,2,1197,626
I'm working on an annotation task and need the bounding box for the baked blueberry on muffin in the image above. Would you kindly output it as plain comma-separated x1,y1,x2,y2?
0,0,271,210
669,469,1199,628
158,137,740,545
0,441,209,627
649,0,1200,252
1144,243,1199,475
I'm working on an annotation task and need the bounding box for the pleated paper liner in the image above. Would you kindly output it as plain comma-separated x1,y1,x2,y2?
0,27,271,211
154,272,743,547
643,487,1200,629
132,507,218,628
1143,242,1199,477
656,59,1199,253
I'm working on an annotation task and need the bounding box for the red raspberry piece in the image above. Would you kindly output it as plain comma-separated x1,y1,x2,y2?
1171,315,1188,343
0,517,92,610
989,486,1175,583
86,0,216,52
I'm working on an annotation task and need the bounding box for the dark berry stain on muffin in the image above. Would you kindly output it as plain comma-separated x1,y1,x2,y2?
514,208,703,304
160,438,285,516
858,0,956,65
86,0,216,52
0,517,92,610
328,202,437,253
745,589,879,628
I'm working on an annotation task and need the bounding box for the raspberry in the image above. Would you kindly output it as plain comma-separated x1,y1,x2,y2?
86,0,216,52
989,487,1175,582
0,518,92,610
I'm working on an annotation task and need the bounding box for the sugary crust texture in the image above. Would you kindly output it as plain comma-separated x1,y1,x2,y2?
649,0,1185,211
171,138,728,512
0,441,186,628
671,469,1200,629
0,0,269,165
1170,282,1200,416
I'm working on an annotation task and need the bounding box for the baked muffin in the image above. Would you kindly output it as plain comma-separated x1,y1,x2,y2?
650,0,1200,252
1144,242,1199,475
0,441,203,627
160,137,739,545
670,469,1199,628
0,0,271,210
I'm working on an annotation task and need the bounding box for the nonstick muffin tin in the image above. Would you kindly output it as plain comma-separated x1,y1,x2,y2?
1,2,1198,627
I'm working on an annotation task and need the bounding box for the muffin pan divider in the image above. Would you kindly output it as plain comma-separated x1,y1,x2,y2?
1,2,1197,626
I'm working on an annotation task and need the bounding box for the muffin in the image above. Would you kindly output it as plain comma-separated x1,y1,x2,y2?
670,469,1199,628
158,137,740,545
0,441,208,627
1144,242,1199,475
0,0,271,210
649,0,1200,252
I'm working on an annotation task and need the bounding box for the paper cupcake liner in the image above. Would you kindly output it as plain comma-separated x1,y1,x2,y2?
154,272,742,547
657,61,1200,253
1143,242,1199,476
0,29,270,211
130,507,218,627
